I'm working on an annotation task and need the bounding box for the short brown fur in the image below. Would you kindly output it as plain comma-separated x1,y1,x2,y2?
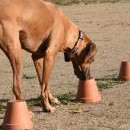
0,0,97,112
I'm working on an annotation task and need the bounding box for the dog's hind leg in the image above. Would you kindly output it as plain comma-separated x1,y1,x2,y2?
1,23,23,100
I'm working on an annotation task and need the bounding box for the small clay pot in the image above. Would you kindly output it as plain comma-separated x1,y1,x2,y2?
119,61,130,81
2,100,33,130
76,78,101,103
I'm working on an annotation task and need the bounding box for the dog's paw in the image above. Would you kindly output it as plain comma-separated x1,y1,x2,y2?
50,97,61,106
49,106,56,113
43,106,56,113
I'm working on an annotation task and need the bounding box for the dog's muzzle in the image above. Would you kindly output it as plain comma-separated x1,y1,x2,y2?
75,70,86,80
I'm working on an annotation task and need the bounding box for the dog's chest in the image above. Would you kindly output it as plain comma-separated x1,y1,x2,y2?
19,30,50,54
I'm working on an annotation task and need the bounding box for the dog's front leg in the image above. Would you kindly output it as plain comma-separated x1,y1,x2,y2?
32,54,60,111
32,50,60,112
40,50,58,112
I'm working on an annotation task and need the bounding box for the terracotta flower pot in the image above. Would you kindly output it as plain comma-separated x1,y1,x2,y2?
2,100,33,130
119,61,130,81
76,78,101,103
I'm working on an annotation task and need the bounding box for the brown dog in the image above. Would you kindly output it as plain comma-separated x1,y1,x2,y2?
0,0,97,112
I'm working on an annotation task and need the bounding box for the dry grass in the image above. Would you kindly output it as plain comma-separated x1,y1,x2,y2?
45,0,130,5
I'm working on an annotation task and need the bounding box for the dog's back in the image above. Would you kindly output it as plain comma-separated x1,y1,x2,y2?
0,0,57,26
0,0,65,53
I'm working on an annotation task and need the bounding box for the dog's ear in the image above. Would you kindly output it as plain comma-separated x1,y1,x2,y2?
64,52,70,62
85,42,97,64
64,48,71,62
64,48,76,62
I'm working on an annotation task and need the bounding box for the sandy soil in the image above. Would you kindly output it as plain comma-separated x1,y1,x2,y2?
0,2,130,130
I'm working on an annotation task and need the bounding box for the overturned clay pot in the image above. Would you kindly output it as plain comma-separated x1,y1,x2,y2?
119,60,130,81
2,100,33,130
76,78,101,103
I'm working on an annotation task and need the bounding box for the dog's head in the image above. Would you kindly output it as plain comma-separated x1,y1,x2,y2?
64,31,97,80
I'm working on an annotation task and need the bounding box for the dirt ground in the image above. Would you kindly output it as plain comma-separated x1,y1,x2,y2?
0,2,130,130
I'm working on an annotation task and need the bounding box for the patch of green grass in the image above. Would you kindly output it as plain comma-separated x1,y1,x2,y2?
23,74,36,79
84,0,120,4
26,92,76,110
27,96,41,110
52,0,80,5
0,103,6,114
97,80,125,89
97,73,125,90
57,92,76,105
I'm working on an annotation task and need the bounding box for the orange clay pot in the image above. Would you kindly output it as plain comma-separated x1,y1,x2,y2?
76,78,101,103
119,61,130,81
2,100,33,130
